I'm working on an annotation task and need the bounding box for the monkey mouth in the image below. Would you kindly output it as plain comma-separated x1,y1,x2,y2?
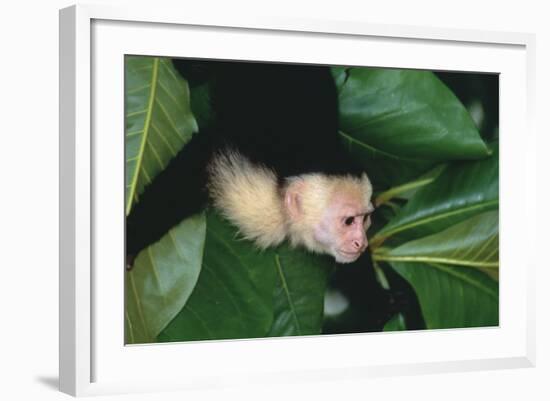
335,250,362,263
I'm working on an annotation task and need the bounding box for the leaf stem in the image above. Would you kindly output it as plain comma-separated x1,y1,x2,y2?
372,260,390,289
375,177,435,206
372,253,499,268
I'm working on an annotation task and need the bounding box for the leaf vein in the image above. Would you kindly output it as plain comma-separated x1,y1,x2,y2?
128,273,150,340
275,254,301,334
126,58,159,215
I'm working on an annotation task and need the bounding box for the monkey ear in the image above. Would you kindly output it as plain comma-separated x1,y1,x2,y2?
361,172,373,198
367,202,375,213
361,172,372,189
284,179,306,220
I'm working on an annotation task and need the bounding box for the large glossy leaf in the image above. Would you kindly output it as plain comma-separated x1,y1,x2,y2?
125,56,198,214
336,67,490,160
125,56,206,344
268,247,334,336
375,211,498,269
333,67,490,187
125,213,206,344
157,212,278,342
339,130,435,188
390,261,498,329
372,144,498,246
158,212,336,342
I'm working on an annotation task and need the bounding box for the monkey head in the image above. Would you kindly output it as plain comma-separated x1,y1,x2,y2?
284,173,374,263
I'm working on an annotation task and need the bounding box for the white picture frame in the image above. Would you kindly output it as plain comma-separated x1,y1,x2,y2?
59,3,536,397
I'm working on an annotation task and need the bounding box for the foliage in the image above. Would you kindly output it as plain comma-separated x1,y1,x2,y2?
125,58,498,344
125,56,198,214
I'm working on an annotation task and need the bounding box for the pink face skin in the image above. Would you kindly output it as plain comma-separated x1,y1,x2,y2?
314,196,374,263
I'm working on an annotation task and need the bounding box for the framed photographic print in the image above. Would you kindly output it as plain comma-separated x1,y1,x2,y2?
59,3,536,397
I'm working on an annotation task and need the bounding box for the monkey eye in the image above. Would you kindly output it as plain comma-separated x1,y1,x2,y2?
344,216,355,226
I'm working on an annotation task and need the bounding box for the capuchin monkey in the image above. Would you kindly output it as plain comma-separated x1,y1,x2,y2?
126,61,374,267
208,150,373,263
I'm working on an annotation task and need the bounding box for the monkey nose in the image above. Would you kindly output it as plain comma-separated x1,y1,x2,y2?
352,237,367,252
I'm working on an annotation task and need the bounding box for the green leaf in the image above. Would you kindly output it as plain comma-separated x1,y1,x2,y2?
331,66,348,91
340,130,435,188
158,212,335,342
375,211,499,269
334,67,490,187
372,144,498,246
389,261,498,329
125,56,198,214
125,213,206,344
157,211,278,342
374,164,447,205
189,81,214,131
384,314,406,331
268,248,334,336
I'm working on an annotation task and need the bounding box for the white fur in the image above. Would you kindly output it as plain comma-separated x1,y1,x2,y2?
207,150,287,248
207,150,373,258
285,173,373,255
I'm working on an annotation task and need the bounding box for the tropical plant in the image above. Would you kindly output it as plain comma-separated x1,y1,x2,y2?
124,56,498,344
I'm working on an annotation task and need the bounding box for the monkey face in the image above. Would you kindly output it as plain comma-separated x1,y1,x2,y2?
334,212,371,263
313,197,373,264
